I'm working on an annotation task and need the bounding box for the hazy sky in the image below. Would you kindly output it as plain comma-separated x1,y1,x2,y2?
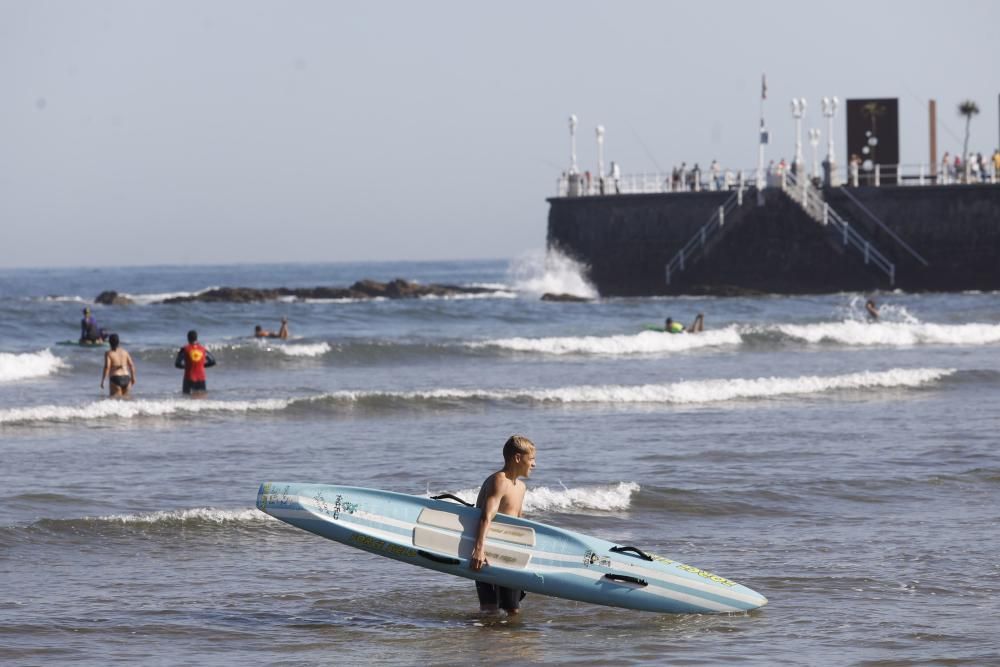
3,0,999,268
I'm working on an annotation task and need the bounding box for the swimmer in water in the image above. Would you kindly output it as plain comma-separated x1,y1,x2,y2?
254,318,289,339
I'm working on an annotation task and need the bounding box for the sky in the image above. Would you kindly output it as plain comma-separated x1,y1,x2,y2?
2,0,999,269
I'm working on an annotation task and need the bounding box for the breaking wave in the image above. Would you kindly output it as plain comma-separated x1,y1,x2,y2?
772,321,1000,347
0,368,957,425
471,327,741,355
432,481,640,514
0,349,67,382
0,397,291,425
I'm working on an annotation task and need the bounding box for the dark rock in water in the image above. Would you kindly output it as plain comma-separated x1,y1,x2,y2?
541,292,592,302
94,290,135,305
157,279,495,304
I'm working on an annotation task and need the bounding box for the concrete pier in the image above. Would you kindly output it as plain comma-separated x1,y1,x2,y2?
547,185,1000,295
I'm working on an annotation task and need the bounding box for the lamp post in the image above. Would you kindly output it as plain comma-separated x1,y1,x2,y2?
822,96,839,185
808,128,821,180
569,114,579,175
791,98,806,178
596,125,605,180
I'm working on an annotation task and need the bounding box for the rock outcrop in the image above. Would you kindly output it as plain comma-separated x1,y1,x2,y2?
150,278,495,304
94,290,135,305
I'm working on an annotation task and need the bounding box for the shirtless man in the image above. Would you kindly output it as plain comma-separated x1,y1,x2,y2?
470,435,536,615
100,333,136,397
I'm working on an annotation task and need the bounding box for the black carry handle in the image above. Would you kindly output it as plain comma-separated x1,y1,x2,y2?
431,493,474,507
417,550,461,565
604,573,648,587
610,545,654,561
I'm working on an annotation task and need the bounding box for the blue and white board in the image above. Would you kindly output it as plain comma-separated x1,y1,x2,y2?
256,482,767,614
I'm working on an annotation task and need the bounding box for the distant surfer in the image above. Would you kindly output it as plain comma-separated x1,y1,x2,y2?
865,299,880,321
175,329,217,395
470,435,536,616
254,318,289,339
665,313,705,334
79,307,106,344
100,333,136,398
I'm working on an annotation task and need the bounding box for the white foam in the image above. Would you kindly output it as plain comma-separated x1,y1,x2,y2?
96,507,273,524
0,350,67,382
278,342,331,357
336,367,954,405
508,248,598,299
39,295,88,303
437,482,640,514
0,397,291,425
121,286,221,306
776,321,1000,347
471,327,742,355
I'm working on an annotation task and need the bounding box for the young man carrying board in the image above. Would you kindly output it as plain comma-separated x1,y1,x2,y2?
470,435,537,615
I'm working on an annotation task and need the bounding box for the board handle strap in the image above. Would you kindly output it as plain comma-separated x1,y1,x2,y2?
431,493,474,507
604,573,648,587
610,545,654,561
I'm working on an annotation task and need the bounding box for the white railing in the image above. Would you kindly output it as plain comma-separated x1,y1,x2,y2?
782,171,896,285
664,190,747,285
556,162,999,197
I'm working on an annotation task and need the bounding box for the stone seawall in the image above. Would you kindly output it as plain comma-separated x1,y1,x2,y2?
547,185,1000,296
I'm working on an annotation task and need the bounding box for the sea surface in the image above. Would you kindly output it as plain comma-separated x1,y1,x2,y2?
2,255,999,666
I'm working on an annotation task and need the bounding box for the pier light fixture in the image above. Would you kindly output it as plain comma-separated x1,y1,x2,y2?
822,97,840,185
808,128,821,180
569,114,579,175
791,98,807,177
596,125,605,181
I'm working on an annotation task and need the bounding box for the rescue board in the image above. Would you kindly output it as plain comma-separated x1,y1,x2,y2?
57,340,108,347
256,482,767,614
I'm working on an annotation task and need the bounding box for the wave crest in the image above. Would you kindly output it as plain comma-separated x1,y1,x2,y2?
0,349,67,382
434,481,640,514
472,328,741,355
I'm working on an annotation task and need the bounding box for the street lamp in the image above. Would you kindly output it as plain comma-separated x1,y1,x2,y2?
822,96,840,185
808,128,821,180
596,125,605,180
791,98,807,178
568,114,579,175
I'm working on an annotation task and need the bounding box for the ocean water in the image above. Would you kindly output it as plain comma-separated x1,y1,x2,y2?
2,255,999,666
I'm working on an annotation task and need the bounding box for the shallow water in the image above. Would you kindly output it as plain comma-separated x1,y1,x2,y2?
2,259,999,665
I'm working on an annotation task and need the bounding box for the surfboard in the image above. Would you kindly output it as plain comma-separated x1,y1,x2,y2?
256,482,767,614
643,324,666,332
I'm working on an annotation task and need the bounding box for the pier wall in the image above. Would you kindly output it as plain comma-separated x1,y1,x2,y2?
547,185,1000,295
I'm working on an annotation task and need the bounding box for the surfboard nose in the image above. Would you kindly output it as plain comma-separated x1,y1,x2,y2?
255,483,270,513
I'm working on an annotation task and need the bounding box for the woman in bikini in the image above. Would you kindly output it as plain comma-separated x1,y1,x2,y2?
100,333,137,398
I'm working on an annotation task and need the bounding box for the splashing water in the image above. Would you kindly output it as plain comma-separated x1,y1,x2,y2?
507,248,598,298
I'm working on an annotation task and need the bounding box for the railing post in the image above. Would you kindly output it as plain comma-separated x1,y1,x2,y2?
700,227,706,246
719,206,725,227
679,249,685,271
823,203,829,226
890,265,895,286
875,164,881,187
919,164,925,186
843,221,849,245
665,265,671,285
738,185,743,206
864,242,870,264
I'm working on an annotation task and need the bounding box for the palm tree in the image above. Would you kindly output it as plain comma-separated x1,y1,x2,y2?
958,100,980,182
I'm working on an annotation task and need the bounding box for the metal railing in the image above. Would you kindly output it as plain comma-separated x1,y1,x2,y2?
782,171,896,285
556,162,999,198
664,189,747,285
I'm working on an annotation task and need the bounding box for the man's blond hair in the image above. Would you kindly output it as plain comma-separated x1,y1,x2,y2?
503,434,535,462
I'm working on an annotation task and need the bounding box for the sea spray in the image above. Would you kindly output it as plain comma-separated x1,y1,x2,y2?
508,248,598,298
